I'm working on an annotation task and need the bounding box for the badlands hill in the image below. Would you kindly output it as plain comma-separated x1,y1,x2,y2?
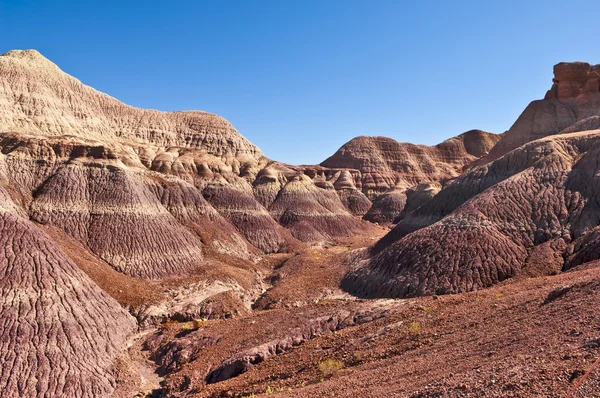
321,130,501,224
2,49,600,398
343,60,600,299
321,129,500,197
0,49,425,396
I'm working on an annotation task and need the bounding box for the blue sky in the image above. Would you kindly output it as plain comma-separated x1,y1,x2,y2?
1,0,599,164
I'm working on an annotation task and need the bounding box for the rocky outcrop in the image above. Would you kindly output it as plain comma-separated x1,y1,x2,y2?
205,308,386,384
546,62,600,100
480,62,600,164
143,303,390,393
344,130,600,298
332,170,372,216
321,130,500,198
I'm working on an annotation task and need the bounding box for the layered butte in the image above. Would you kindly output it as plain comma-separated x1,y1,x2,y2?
321,129,501,197
479,61,600,164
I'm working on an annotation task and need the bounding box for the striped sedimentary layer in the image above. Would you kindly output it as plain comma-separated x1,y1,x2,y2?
0,50,262,160
269,174,365,241
344,130,600,298
0,180,136,397
321,130,501,197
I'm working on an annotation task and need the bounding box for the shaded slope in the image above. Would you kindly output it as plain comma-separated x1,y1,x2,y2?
31,163,205,278
363,182,440,225
269,174,365,242
203,181,297,253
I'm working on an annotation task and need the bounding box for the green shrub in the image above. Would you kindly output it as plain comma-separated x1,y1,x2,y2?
409,321,421,336
318,359,343,376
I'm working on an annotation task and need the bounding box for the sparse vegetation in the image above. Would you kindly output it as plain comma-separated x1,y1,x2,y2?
318,359,343,376
180,323,193,331
181,318,205,332
409,321,421,336
265,385,285,394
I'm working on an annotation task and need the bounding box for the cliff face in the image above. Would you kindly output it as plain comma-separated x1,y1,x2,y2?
479,61,600,164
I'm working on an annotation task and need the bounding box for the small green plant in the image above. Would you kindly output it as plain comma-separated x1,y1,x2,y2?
181,318,205,332
318,359,343,376
409,321,421,336
180,323,193,331
495,292,506,300
192,318,204,329
265,386,285,394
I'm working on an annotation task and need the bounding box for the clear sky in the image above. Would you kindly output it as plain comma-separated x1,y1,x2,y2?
1,1,599,164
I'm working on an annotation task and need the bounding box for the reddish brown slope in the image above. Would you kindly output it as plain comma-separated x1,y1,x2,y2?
269,174,367,242
321,129,500,197
0,184,136,397
344,130,600,298
139,263,600,398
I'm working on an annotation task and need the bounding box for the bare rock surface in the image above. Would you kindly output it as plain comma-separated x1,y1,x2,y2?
364,182,440,225
321,129,500,197
481,61,600,164
0,183,136,397
6,49,600,398
133,266,600,397
144,300,393,394
0,50,386,245
268,174,366,242
203,181,297,252
0,49,261,160
345,130,600,298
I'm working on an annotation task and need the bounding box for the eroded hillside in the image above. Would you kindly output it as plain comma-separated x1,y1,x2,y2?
1,50,599,398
